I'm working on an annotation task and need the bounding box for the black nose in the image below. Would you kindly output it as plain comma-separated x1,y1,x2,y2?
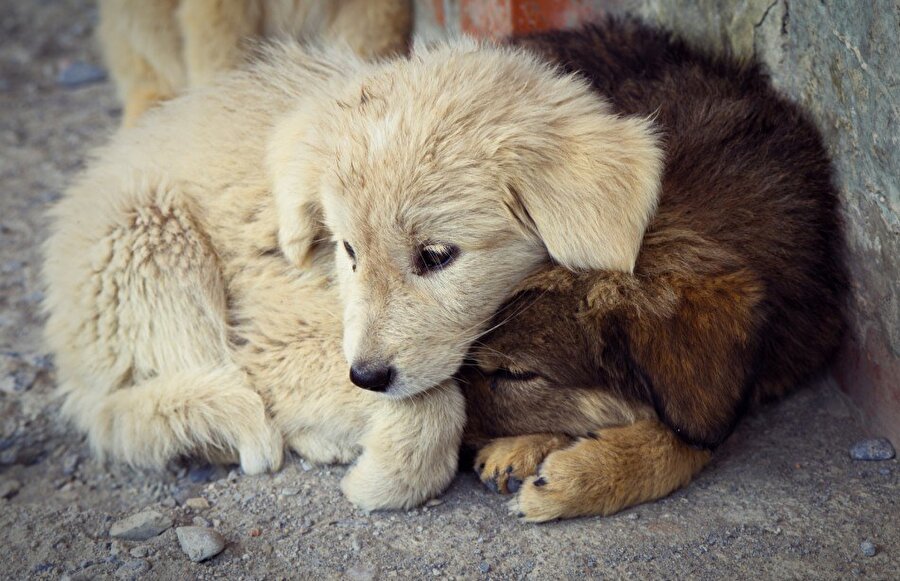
349,362,395,392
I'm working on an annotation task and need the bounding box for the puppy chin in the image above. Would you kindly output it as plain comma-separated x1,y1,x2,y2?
380,369,454,399
380,377,428,399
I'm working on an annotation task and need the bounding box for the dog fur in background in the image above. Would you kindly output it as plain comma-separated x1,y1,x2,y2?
460,19,847,522
98,0,412,126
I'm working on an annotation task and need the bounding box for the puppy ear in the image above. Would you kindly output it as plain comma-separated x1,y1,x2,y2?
610,268,765,448
267,108,328,267
505,104,663,273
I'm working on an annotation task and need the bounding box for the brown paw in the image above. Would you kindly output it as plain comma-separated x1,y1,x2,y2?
509,424,711,522
509,437,599,522
474,434,571,495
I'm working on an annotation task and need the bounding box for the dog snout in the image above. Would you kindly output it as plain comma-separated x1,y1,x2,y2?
349,361,395,392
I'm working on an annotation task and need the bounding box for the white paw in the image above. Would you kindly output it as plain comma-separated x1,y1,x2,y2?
288,432,360,465
340,454,432,512
237,428,284,475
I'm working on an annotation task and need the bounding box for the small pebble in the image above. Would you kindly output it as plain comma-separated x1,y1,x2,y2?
192,516,212,528
849,438,895,461
479,562,491,574
280,487,300,496
425,498,444,508
160,498,177,508
0,351,44,394
860,540,877,557
176,526,226,562
109,510,173,541
0,479,22,499
129,546,149,558
345,563,377,581
56,61,107,88
249,528,261,537
185,497,209,510
119,559,150,574
62,453,80,476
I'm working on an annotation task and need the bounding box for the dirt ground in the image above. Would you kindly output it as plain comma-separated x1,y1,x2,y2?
1,1,897,579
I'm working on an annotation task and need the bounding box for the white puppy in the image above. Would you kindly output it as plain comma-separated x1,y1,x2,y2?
272,39,663,398
43,44,463,511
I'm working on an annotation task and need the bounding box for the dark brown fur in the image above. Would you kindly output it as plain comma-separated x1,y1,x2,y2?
460,18,847,517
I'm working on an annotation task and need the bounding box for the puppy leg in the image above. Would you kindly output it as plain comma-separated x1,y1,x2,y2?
475,434,573,494
68,365,282,474
286,431,360,466
326,0,412,58
46,183,281,473
511,419,711,522
97,0,183,126
340,382,466,511
176,0,262,87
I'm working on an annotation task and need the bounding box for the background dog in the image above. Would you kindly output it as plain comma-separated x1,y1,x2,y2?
98,0,412,126
460,19,847,522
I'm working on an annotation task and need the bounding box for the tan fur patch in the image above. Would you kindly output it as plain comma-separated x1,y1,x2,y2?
510,420,710,522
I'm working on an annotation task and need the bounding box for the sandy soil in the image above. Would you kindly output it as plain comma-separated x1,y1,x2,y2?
0,1,897,579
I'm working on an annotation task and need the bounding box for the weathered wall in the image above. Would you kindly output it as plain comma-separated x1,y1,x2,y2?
415,0,900,440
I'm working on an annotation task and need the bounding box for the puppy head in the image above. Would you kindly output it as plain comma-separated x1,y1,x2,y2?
463,236,767,449
458,267,652,439
269,40,663,396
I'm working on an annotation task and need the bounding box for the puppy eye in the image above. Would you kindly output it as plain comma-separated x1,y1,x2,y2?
342,241,356,271
490,368,539,391
414,243,459,275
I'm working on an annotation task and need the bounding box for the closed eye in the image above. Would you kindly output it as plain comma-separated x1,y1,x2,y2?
490,368,540,390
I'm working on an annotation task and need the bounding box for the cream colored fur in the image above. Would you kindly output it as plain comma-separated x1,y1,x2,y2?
44,38,661,509
98,0,412,126
43,44,463,511
271,38,664,397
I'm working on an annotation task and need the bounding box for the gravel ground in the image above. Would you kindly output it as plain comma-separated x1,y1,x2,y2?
1,1,898,579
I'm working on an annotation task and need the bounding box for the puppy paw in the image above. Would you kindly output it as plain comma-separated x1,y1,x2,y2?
340,453,430,512
288,432,360,465
237,426,284,475
475,434,571,495
509,422,712,522
506,437,601,522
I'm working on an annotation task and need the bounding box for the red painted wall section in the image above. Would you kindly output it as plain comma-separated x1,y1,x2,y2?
460,0,512,39
459,0,605,38
431,0,446,26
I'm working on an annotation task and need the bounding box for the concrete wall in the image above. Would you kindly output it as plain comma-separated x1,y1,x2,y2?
413,0,900,441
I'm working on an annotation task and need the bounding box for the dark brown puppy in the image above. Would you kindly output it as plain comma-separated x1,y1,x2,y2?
459,18,847,522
